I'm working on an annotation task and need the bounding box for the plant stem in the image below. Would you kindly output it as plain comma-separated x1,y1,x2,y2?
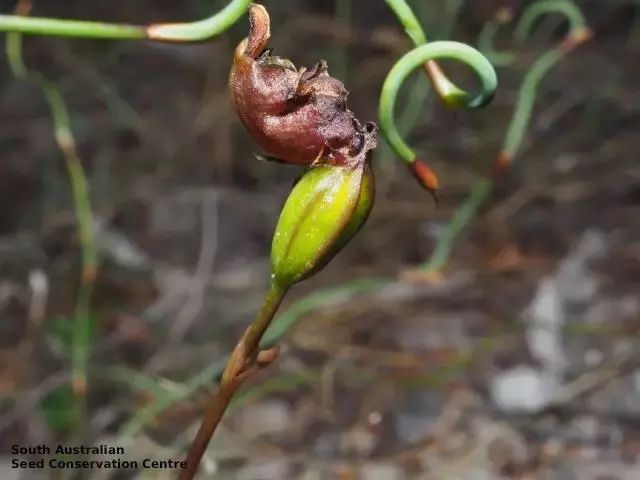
0,14,144,39
0,0,250,42
179,282,288,480
117,278,386,439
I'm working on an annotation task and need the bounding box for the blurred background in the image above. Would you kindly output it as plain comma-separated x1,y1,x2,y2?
1,0,639,478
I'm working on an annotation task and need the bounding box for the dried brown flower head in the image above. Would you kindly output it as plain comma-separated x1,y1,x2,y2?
229,3,375,167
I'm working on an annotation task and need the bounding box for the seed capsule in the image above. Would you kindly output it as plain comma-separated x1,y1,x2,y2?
270,161,375,288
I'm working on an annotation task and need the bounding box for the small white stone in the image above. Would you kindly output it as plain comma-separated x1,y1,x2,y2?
368,411,382,426
237,458,289,480
584,349,604,367
299,469,324,480
360,463,407,480
526,277,566,370
491,366,557,413
554,154,578,172
340,425,378,456
237,400,292,438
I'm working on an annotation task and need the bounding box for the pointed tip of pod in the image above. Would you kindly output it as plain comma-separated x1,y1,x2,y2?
408,159,439,205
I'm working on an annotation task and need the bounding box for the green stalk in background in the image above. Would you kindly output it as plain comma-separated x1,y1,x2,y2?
504,0,591,163
6,25,97,428
478,7,516,67
0,0,250,42
332,0,352,81
515,0,588,39
421,0,591,273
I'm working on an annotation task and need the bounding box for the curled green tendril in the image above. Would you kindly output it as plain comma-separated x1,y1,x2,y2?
515,0,587,41
379,41,497,166
479,0,587,67
386,0,484,108
0,0,250,41
504,1,588,158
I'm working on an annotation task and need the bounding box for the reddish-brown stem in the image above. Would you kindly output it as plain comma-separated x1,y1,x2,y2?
492,150,512,178
407,158,440,204
422,60,443,92
179,380,239,479
559,26,592,54
179,283,288,480
421,60,455,107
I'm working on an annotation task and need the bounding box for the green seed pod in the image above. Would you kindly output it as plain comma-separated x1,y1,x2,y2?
270,161,375,289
